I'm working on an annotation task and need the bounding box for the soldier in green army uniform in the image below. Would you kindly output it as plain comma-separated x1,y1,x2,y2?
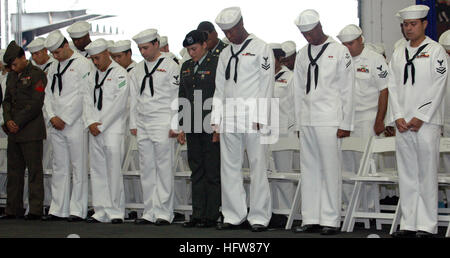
177,30,221,228
197,21,228,56
0,41,47,220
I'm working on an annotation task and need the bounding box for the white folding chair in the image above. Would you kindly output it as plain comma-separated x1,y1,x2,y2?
390,137,450,236
342,136,399,232
340,136,372,229
173,142,192,217
266,134,301,225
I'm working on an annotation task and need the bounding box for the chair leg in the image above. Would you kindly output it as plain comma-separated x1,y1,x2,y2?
374,184,382,230
390,199,402,235
346,182,364,232
285,181,302,230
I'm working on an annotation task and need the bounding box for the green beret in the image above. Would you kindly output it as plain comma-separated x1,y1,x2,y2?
4,41,23,66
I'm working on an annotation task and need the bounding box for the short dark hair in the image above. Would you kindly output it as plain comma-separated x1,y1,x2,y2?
58,38,68,50
197,21,216,33
420,17,427,22
150,38,159,46
123,49,132,55
273,49,286,60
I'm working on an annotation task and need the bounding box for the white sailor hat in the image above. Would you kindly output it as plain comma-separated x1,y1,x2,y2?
45,30,66,52
439,30,450,51
395,12,403,23
0,49,6,65
365,42,386,55
337,24,363,43
269,43,282,50
160,36,168,48
107,40,114,49
27,37,46,53
133,29,159,45
295,9,320,32
85,38,108,56
215,7,242,31
398,5,429,20
109,40,132,54
67,21,91,39
281,41,296,57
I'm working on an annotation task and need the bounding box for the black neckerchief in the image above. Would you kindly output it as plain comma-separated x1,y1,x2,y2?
51,58,75,95
404,43,428,85
306,42,330,94
141,58,165,96
94,67,113,111
275,71,285,81
225,39,253,83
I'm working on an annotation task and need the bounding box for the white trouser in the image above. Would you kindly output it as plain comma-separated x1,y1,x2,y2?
396,124,440,234
48,120,88,218
90,132,125,222
300,126,342,228
138,137,174,223
441,124,450,204
220,132,272,227
271,132,296,211
341,120,377,208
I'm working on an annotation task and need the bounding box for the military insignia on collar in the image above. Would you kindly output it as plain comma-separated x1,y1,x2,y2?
377,65,383,71
261,57,270,70
242,53,255,56
345,53,351,59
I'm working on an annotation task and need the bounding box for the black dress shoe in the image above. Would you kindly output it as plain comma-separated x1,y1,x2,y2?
42,214,65,221
134,218,153,225
320,226,340,236
0,214,18,220
416,231,434,238
155,218,170,226
24,214,42,220
216,222,240,230
183,219,200,228
251,224,268,232
292,224,322,233
204,220,217,228
67,215,84,222
391,230,416,238
111,219,123,224
86,217,101,223
195,219,210,228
